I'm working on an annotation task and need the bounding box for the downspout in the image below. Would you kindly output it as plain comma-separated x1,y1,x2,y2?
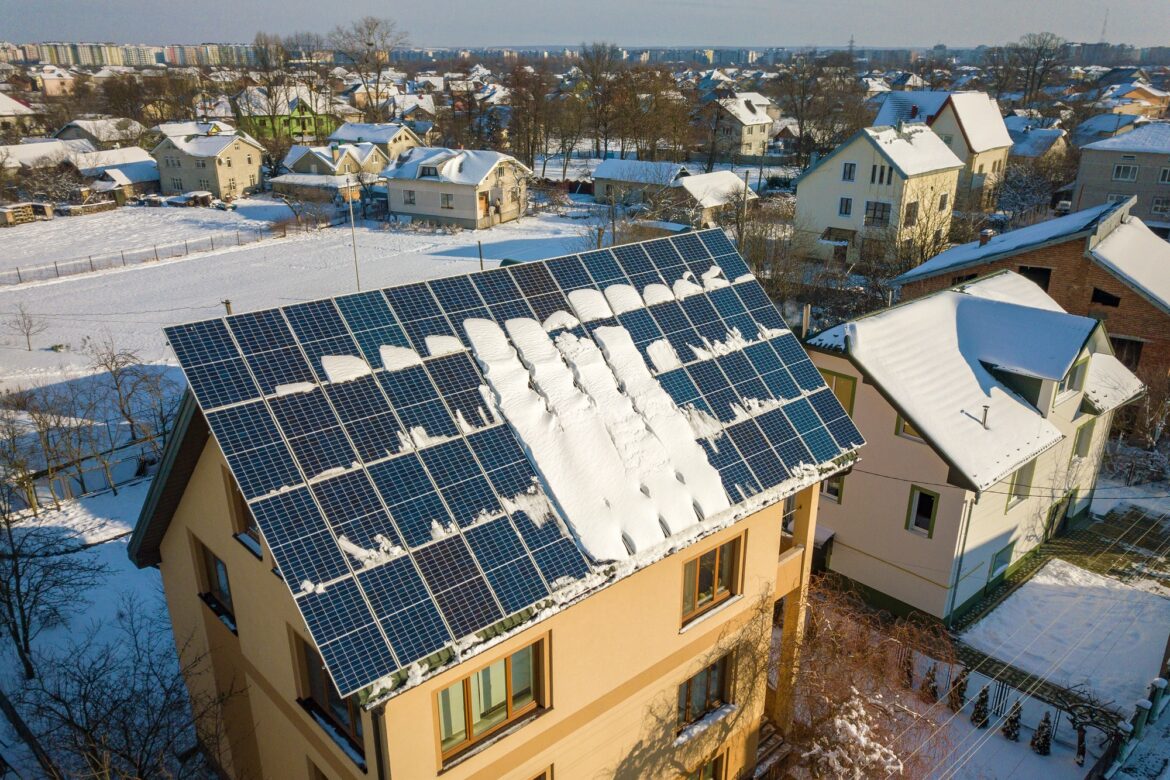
371,706,389,780
944,493,978,627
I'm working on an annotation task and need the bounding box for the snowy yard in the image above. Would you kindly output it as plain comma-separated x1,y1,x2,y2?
0,197,296,271
962,558,1170,709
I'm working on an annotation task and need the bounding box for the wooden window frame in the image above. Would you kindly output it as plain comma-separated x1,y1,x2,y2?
904,486,939,538
864,200,892,228
1006,460,1036,510
441,193,455,210
676,654,731,732
680,534,744,625
990,541,1015,579
820,475,844,503
685,752,726,780
903,200,919,228
435,638,545,763
939,191,949,212
895,414,925,442
197,541,237,633
298,638,366,762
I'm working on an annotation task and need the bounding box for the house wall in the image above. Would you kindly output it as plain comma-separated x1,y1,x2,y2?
1073,148,1170,226
386,163,527,229
930,105,1010,211
154,137,263,199
158,435,817,779
812,345,1114,622
899,238,1170,378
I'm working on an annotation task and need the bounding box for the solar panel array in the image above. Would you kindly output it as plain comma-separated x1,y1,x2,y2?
165,228,863,697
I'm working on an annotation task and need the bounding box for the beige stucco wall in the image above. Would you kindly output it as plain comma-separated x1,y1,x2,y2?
1074,148,1170,225
930,106,1010,211
158,435,815,779
812,341,1114,620
154,136,263,198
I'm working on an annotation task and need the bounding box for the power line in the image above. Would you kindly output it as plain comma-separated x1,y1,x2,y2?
851,467,1170,500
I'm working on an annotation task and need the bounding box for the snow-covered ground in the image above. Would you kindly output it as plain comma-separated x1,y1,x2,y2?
0,212,595,393
962,559,1170,710
534,153,801,187
0,197,296,271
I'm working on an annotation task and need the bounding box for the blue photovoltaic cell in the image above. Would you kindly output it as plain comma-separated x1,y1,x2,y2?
168,227,863,698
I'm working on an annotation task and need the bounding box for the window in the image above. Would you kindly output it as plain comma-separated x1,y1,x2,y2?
198,178,209,190
1153,197,1170,216
441,193,454,210
864,201,891,227
1007,460,1036,508
905,486,939,537
421,165,438,177
939,191,949,212
781,495,797,534
225,157,232,168
194,159,206,169
223,466,261,557
838,197,852,217
677,655,729,730
990,542,1014,577
171,177,182,190
403,189,416,205
246,153,253,165
951,272,978,284
199,544,235,629
818,369,856,414
1056,358,1088,396
1091,287,1121,307
1112,163,1138,182
842,162,856,181
1073,419,1095,459
301,639,364,757
248,174,256,186
681,535,742,623
896,415,924,442
686,756,724,780
1106,193,1130,204
1017,265,1051,291
437,640,542,759
903,200,919,228
1110,336,1143,371
940,134,954,146
1160,167,1170,185
821,475,844,503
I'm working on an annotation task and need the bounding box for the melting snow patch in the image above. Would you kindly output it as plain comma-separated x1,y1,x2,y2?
672,277,705,299
674,703,737,746
337,534,405,568
542,310,580,333
603,283,645,315
701,265,730,290
500,484,556,527
734,273,753,283
424,334,464,357
682,404,725,441
429,520,458,541
380,344,423,371
321,354,372,384
300,579,327,595
647,338,682,372
642,283,675,306
274,381,316,396
567,288,613,323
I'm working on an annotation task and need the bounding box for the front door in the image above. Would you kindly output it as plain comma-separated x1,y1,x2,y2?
1046,493,1073,540
478,192,490,221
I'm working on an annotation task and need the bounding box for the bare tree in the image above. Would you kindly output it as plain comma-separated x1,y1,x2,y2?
578,42,623,158
6,303,47,352
330,17,409,123
1014,33,1068,107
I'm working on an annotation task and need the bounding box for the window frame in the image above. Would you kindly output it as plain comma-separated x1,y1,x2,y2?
222,466,262,559
299,638,366,762
1152,196,1170,216
1112,162,1138,182
821,475,844,503
842,161,857,182
680,534,743,625
403,189,416,205
677,654,731,732
198,542,236,632
895,414,925,442
1072,418,1096,460
939,191,949,212
1159,167,1170,185
864,200,892,228
1056,356,1089,398
903,200,919,228
1006,460,1036,509
990,541,1015,579
435,638,545,762
905,486,939,538
686,754,726,780
441,192,455,210
838,196,853,217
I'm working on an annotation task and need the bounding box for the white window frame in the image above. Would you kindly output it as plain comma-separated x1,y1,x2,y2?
1152,197,1170,216
1159,167,1170,185
1112,163,1138,182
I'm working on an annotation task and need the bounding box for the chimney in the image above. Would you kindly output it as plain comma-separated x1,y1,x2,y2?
910,104,920,119
981,405,989,429
979,228,996,246
331,143,341,163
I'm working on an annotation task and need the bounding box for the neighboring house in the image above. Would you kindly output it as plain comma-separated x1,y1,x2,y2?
0,91,36,134
699,97,773,161
809,271,1143,623
271,142,389,204
1072,122,1170,229
31,65,73,96
327,122,423,162
592,158,690,204
1007,126,1070,164
1070,113,1147,149
671,170,757,227
793,124,962,265
74,146,159,196
150,122,264,199
54,117,146,150
0,138,95,170
1093,82,1170,118
127,230,863,780
872,91,1013,210
235,85,339,142
383,146,530,229
895,198,1170,379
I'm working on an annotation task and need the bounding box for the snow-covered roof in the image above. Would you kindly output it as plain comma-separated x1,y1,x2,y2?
269,172,372,188
153,120,236,138
328,122,414,145
0,91,34,117
235,84,333,117
383,146,530,186
593,158,688,185
873,91,1012,153
74,146,158,183
1089,216,1170,317
1083,121,1170,154
283,142,385,174
1009,127,1066,158
716,97,773,126
677,170,756,209
894,201,1122,285
153,123,264,159
1082,353,1145,413
0,138,90,169
56,117,146,143
862,125,964,178
811,272,1099,491
873,91,951,126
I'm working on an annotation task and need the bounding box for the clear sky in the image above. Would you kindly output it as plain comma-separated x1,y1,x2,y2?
1,0,1167,49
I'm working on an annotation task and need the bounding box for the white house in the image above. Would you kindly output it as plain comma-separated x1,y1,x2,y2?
383,146,530,229
807,271,1144,623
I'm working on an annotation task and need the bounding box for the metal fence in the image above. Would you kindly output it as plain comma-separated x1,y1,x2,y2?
0,217,335,287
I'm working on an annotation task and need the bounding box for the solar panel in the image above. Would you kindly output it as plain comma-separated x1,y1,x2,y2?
165,228,862,697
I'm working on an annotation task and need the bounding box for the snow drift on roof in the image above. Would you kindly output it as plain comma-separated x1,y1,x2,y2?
1083,353,1145,414
1089,216,1170,316
592,158,687,185
1083,121,1170,154
678,170,756,209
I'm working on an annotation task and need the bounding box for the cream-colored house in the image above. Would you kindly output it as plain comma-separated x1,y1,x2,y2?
592,158,690,205
808,271,1144,623
873,91,1013,210
271,142,389,204
793,124,962,265
1072,123,1170,232
128,231,865,779
327,122,423,162
383,147,530,229
699,97,772,162
150,121,264,199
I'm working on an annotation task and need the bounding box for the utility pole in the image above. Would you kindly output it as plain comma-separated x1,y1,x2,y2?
477,240,484,271
347,177,361,292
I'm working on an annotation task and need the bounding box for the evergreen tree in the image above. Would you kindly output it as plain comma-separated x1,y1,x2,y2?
1031,712,1053,755
1002,699,1022,741
919,663,939,702
947,667,969,713
971,685,990,728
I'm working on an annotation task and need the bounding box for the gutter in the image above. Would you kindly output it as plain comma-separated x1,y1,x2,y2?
944,494,978,627
370,707,389,780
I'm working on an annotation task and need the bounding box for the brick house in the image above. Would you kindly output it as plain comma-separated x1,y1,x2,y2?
894,198,1170,382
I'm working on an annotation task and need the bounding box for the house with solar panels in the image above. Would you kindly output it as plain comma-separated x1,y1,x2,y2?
807,271,1143,624
129,230,863,780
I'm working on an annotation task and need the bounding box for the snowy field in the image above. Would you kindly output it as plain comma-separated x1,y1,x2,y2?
0,197,295,271
961,558,1170,708
0,212,598,392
